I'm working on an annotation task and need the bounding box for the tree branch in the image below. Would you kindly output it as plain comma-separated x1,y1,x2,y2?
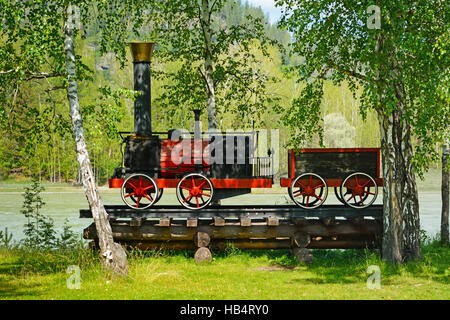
24,71,62,81
44,85,65,93
197,66,213,94
326,61,368,82
1,69,62,80
209,0,219,20
0,68,17,75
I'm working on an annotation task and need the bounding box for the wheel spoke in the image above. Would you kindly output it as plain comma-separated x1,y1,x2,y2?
364,191,375,195
180,186,192,191
359,195,364,206
143,185,155,191
355,175,359,186
197,180,206,189
362,180,372,187
199,192,211,197
196,197,199,208
312,184,324,190
312,194,323,201
306,195,310,206
136,196,141,208
347,194,355,202
143,194,153,202
126,182,138,190
294,191,306,197
296,181,307,189
191,176,196,187
124,192,135,198
183,194,193,203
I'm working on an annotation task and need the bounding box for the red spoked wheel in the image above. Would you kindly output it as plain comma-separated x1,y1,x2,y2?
340,172,378,209
121,173,159,210
289,173,328,209
176,173,214,210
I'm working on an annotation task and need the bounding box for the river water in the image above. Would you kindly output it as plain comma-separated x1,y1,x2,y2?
0,187,444,242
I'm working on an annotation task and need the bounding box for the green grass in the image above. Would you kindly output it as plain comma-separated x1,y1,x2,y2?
1,242,448,300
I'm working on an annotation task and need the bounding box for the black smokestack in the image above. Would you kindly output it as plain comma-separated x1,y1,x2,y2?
194,109,201,139
130,42,155,137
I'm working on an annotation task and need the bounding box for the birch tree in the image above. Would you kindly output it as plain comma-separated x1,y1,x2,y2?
141,0,281,130
442,137,449,244
276,0,449,263
0,0,134,275
64,3,127,275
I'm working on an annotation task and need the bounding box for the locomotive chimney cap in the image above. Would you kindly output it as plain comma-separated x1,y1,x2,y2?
130,42,155,62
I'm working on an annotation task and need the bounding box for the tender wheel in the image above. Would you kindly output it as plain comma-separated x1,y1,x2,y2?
176,173,214,210
121,173,159,210
334,187,345,204
290,173,328,209
340,172,378,209
334,186,354,205
154,188,164,204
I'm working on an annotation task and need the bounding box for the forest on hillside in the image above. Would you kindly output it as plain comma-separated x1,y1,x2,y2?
0,0,411,184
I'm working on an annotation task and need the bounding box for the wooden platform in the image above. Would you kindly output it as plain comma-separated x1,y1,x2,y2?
81,205,383,262
80,204,383,220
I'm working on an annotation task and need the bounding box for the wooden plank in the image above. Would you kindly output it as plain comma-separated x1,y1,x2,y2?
292,217,308,226
117,237,379,250
130,218,143,227
83,220,382,241
186,218,198,228
347,217,365,224
158,218,171,227
214,217,225,226
320,217,335,226
266,217,279,226
194,232,210,248
80,204,383,219
240,217,251,227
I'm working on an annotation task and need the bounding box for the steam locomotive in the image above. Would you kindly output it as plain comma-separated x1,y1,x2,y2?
108,42,382,210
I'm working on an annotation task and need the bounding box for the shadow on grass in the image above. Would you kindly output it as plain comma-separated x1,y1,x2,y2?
128,241,449,286
0,247,99,276
0,278,43,299
1,241,447,295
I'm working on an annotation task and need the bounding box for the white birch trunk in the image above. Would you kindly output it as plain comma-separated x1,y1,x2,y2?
442,137,449,244
201,0,217,130
379,112,403,264
63,4,128,276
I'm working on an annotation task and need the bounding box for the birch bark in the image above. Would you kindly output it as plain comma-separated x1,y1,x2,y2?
64,4,128,276
200,0,217,130
442,138,449,244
